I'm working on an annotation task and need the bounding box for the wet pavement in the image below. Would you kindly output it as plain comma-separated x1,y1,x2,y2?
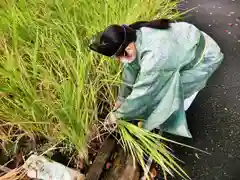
168,0,240,179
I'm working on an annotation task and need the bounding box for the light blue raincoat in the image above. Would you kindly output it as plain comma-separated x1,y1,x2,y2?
114,22,223,138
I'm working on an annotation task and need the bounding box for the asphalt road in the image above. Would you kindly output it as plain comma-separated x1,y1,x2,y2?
166,0,240,179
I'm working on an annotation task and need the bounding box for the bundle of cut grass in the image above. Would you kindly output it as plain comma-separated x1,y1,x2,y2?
0,0,189,179
118,120,192,179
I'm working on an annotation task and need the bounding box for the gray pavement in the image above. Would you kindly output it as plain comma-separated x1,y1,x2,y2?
168,0,240,179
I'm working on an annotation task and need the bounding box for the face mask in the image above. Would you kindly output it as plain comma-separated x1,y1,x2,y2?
120,55,136,64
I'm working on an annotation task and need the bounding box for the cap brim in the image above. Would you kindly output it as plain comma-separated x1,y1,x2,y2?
88,31,103,52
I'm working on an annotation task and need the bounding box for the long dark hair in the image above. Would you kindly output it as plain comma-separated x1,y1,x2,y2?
89,19,171,57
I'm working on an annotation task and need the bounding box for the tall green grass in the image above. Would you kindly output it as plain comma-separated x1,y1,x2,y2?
0,0,186,178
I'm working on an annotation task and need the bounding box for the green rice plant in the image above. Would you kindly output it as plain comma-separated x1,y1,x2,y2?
0,0,189,178
118,120,192,179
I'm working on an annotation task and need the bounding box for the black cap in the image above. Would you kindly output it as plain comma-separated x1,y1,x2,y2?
89,25,127,57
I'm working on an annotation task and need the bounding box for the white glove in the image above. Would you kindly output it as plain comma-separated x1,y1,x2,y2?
104,111,117,131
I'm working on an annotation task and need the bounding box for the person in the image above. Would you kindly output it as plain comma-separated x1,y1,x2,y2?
89,19,223,137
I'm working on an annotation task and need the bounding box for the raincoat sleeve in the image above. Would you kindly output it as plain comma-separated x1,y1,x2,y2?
115,50,170,119
117,64,139,102
114,51,192,137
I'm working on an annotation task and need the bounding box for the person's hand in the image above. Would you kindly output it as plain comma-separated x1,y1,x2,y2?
104,112,117,131
113,100,122,111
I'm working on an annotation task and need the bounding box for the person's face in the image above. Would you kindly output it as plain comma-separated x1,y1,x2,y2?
117,42,137,63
